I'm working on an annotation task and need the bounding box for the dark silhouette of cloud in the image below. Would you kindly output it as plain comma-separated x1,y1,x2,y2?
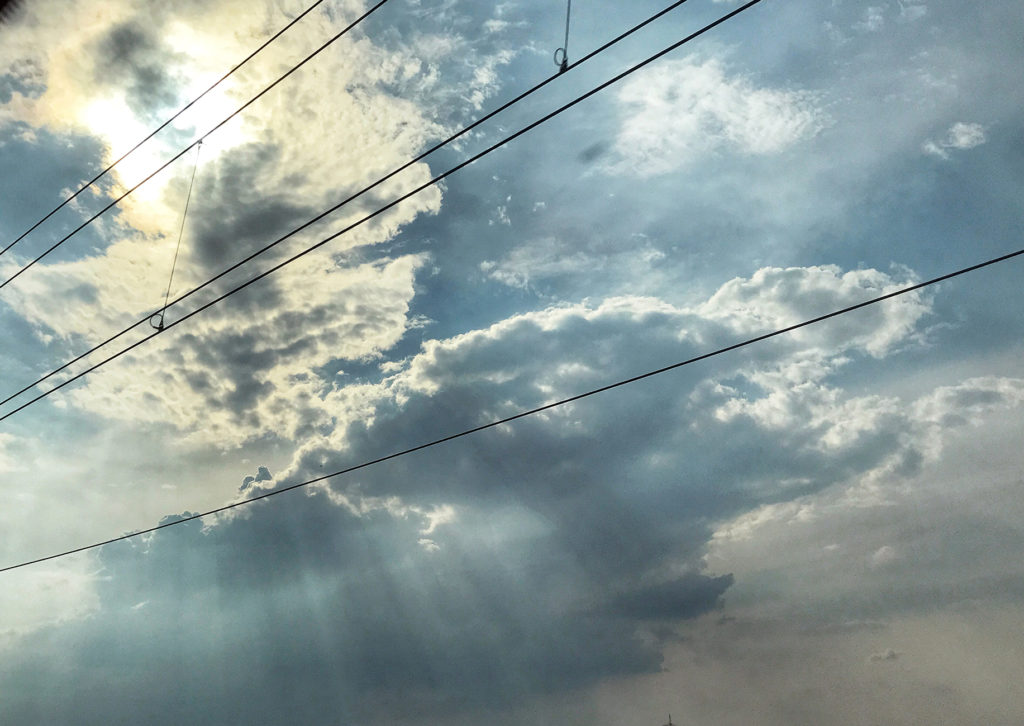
92,21,184,119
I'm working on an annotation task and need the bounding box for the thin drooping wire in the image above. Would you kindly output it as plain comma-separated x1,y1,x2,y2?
0,0,391,291
2,244,1021,574
554,0,572,72
0,0,327,259
0,0,698,414
153,141,203,331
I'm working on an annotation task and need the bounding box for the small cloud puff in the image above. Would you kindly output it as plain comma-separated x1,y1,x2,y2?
923,122,987,159
870,545,898,568
240,466,273,492
417,538,441,552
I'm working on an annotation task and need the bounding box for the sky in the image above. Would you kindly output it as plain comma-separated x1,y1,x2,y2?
0,0,1022,723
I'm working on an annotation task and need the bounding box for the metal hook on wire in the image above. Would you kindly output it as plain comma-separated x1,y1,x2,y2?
553,0,571,73
151,138,203,332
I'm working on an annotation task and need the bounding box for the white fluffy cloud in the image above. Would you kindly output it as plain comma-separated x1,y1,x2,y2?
59,253,428,443
708,375,1024,619
609,56,826,177
696,265,929,357
923,121,987,158
276,263,932,506
0,0,511,445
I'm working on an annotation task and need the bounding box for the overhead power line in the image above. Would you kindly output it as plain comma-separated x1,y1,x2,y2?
0,0,328,259
0,0,700,417
0,0,392,291
2,244,1021,574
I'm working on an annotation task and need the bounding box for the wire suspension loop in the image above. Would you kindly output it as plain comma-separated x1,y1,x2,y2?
554,0,572,72
152,140,203,331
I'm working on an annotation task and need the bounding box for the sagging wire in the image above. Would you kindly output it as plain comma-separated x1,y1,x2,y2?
151,140,203,331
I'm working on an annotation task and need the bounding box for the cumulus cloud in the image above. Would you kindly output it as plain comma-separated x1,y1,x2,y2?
240,465,273,491
2,253,1020,724
0,0,548,454
708,375,1024,622
870,545,898,568
63,254,429,443
608,56,826,177
696,265,929,357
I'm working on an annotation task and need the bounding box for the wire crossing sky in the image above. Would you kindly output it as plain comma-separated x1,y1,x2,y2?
1,243,1020,574
0,0,1021,724
0,0,747,424
0,0,698,414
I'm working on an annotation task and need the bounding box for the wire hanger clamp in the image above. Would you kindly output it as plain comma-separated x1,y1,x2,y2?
553,0,572,73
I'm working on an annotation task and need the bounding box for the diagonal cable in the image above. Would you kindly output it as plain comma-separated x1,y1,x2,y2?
0,0,391,290
0,0,757,421
2,243,1021,574
0,0,697,413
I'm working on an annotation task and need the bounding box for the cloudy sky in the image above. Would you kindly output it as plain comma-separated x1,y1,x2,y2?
0,0,1022,723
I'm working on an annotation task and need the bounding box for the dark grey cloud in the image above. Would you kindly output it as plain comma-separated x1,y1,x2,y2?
0,488,675,725
240,464,272,491
577,141,609,164
0,303,854,724
93,21,184,119
184,141,318,273
0,0,25,25
610,573,735,620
